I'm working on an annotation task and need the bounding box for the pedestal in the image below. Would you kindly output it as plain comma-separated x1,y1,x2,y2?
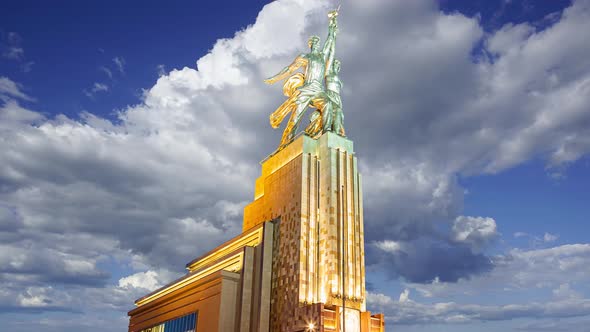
244,132,377,331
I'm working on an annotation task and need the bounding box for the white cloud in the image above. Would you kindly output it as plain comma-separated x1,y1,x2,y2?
552,283,582,300
156,64,166,77
18,287,52,307
92,82,108,92
544,232,559,243
375,240,402,253
113,56,125,73
118,271,161,291
366,291,394,308
486,23,534,55
0,77,35,101
1,100,44,126
512,231,560,245
451,216,498,252
476,0,590,171
399,288,410,303
83,82,109,98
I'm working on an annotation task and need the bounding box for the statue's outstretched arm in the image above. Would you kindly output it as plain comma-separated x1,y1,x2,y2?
264,55,307,85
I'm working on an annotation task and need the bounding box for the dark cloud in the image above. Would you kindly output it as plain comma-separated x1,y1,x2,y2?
0,205,22,232
368,239,493,283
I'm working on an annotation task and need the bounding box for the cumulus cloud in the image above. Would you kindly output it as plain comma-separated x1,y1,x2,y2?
374,240,402,253
343,0,590,174
451,216,498,252
357,0,590,283
399,288,410,303
119,271,161,291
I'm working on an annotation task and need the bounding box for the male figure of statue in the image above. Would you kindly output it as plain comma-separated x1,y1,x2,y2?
265,11,338,148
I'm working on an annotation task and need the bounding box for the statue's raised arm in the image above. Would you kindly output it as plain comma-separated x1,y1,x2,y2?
322,9,339,67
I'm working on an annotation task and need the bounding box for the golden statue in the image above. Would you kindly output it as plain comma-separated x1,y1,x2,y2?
265,10,341,149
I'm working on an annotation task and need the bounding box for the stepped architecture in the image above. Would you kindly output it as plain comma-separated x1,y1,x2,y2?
128,8,385,332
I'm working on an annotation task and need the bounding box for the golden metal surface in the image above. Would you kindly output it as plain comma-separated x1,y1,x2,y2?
135,251,244,307
264,10,339,149
186,225,263,272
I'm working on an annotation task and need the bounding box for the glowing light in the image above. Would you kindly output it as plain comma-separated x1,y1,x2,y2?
307,322,315,331
320,289,327,303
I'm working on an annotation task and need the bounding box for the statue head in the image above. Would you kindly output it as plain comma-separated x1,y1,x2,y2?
308,35,320,52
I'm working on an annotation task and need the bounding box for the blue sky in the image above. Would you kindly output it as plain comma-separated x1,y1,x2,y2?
1,0,590,331
1,0,271,119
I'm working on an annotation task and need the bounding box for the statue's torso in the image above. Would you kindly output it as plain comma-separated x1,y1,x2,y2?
326,74,342,93
304,52,326,84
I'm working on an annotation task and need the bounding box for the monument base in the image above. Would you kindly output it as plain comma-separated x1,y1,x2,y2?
244,132,384,331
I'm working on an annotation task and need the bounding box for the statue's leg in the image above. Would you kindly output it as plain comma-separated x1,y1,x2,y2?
334,107,345,136
279,100,310,148
290,100,310,138
305,110,322,138
322,103,334,133
280,109,297,147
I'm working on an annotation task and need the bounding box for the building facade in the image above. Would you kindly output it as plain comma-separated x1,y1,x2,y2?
128,132,385,332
